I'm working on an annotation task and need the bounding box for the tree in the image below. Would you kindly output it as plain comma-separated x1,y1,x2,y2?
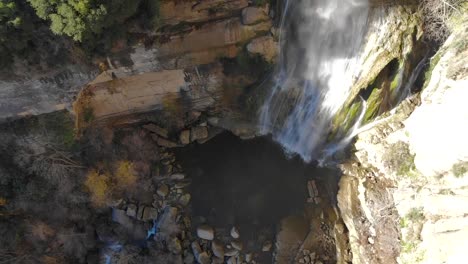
27,0,142,42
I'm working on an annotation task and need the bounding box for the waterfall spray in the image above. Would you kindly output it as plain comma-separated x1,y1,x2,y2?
260,0,369,162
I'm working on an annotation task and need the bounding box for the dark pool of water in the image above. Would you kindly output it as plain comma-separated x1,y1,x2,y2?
176,132,339,234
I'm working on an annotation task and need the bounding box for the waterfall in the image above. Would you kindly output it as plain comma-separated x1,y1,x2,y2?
260,0,369,162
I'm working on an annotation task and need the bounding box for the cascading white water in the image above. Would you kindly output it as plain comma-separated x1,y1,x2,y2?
260,0,369,162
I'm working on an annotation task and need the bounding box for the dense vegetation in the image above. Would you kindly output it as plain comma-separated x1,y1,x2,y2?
27,0,142,42
0,0,159,67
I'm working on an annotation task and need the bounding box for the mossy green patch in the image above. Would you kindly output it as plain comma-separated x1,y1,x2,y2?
390,72,401,92
364,88,382,122
329,100,363,141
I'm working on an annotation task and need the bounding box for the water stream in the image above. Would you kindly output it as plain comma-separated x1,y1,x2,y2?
260,0,370,162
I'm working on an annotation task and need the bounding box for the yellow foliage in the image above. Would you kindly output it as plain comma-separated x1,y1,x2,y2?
84,160,139,206
84,170,110,207
115,160,137,188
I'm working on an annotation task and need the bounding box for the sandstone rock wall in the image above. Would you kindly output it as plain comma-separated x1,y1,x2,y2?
0,0,276,123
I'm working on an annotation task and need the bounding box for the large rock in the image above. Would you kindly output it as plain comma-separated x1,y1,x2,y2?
190,126,209,142
157,184,170,197
231,240,243,251
230,226,240,239
168,237,182,254
143,124,169,138
197,225,215,240
126,204,137,218
179,130,191,144
212,240,225,258
247,36,278,63
142,207,158,221
197,252,211,264
153,135,180,148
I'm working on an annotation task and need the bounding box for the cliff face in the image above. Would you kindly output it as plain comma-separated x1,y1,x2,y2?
0,0,275,124
336,10,468,264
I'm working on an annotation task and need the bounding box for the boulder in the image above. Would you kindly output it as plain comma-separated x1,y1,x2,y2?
179,193,191,206
197,225,215,240
207,117,220,126
190,126,209,142
126,204,137,218
231,240,243,251
152,135,179,148
262,240,272,252
142,207,158,221
227,256,238,264
191,241,202,256
212,240,225,258
143,124,169,138
168,237,182,254
197,252,211,264
170,173,185,180
245,253,253,262
136,206,145,220
225,248,239,257
242,6,269,25
247,36,278,63
230,226,240,239
179,130,191,144
157,184,170,197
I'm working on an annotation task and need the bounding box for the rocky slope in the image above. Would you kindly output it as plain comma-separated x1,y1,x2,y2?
336,9,468,264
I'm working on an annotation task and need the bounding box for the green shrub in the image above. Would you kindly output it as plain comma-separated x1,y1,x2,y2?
406,207,425,222
27,0,142,42
253,0,269,6
452,161,468,178
383,141,416,177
